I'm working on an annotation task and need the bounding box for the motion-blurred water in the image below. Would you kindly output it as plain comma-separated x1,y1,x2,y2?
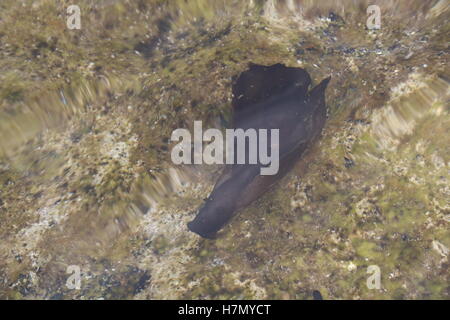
0,0,448,299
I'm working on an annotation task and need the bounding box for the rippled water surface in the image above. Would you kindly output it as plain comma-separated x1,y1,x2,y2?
0,0,449,299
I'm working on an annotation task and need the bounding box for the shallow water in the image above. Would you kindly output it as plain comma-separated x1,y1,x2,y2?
0,0,448,299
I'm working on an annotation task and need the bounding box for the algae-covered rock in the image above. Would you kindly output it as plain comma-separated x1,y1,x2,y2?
0,0,448,299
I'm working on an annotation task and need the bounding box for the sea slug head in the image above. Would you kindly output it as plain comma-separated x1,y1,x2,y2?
187,196,235,239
